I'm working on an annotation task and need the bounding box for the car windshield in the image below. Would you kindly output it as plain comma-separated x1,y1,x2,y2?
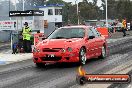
47,28,85,39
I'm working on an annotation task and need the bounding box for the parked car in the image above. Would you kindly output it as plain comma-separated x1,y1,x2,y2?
113,23,130,31
33,26,108,67
114,23,122,32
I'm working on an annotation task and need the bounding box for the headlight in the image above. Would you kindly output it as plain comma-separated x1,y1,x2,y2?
67,47,73,52
61,48,66,53
37,49,40,52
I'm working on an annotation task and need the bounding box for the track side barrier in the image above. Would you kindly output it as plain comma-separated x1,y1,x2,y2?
97,27,109,39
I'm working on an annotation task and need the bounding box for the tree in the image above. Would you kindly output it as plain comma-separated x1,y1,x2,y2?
116,0,132,21
107,0,117,19
82,0,89,4
101,0,106,19
100,0,132,21
79,0,102,21
93,0,98,5
16,0,46,10
46,0,64,4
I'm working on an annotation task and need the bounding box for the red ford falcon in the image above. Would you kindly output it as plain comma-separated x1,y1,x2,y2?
33,26,108,67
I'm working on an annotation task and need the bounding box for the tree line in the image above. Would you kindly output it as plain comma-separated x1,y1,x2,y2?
1,0,132,23
45,0,132,24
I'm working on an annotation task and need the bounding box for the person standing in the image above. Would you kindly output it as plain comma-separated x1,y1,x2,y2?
122,18,127,37
22,22,32,53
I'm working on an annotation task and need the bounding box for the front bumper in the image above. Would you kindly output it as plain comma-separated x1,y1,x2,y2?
33,51,79,63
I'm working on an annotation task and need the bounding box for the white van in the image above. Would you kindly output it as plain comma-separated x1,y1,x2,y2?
127,23,130,30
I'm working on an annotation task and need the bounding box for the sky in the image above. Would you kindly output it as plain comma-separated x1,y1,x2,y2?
11,0,102,7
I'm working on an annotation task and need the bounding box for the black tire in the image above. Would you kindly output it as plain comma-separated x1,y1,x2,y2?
35,63,45,68
99,46,106,59
79,47,87,65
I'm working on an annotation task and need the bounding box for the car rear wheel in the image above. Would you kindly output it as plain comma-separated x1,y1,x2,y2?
79,48,87,65
35,63,45,68
99,46,106,59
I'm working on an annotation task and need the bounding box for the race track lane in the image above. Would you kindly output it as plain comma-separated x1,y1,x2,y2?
0,39,132,88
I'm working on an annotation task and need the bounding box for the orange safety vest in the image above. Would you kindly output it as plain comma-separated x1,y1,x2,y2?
122,20,126,29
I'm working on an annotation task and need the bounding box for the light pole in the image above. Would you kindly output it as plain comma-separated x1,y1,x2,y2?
22,0,25,11
15,0,17,10
75,0,79,25
106,0,108,27
22,0,25,26
9,0,11,20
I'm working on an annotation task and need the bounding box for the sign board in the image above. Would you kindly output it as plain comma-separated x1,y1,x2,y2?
9,10,44,17
0,20,16,30
0,20,44,31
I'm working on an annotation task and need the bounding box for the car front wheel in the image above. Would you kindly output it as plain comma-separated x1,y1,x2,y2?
79,48,87,65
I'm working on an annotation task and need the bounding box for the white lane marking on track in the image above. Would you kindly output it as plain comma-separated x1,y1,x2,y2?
127,84,132,88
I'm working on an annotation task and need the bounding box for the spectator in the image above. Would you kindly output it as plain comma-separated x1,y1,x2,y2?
22,22,32,53
122,18,127,37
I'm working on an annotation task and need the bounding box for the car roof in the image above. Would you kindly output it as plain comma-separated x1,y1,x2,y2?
60,25,92,29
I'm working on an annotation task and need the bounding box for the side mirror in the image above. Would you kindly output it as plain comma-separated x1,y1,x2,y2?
88,36,95,39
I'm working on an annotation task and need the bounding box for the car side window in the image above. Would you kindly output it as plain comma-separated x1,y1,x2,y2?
88,29,94,38
91,28,100,37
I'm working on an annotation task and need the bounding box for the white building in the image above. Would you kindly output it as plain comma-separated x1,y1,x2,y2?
0,4,63,42
39,5,63,23
37,4,63,35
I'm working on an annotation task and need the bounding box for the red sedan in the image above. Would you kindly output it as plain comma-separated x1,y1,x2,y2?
33,26,108,67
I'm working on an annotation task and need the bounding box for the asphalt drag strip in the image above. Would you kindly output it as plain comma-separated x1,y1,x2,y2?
66,39,132,88
0,38,132,88
108,68,132,88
